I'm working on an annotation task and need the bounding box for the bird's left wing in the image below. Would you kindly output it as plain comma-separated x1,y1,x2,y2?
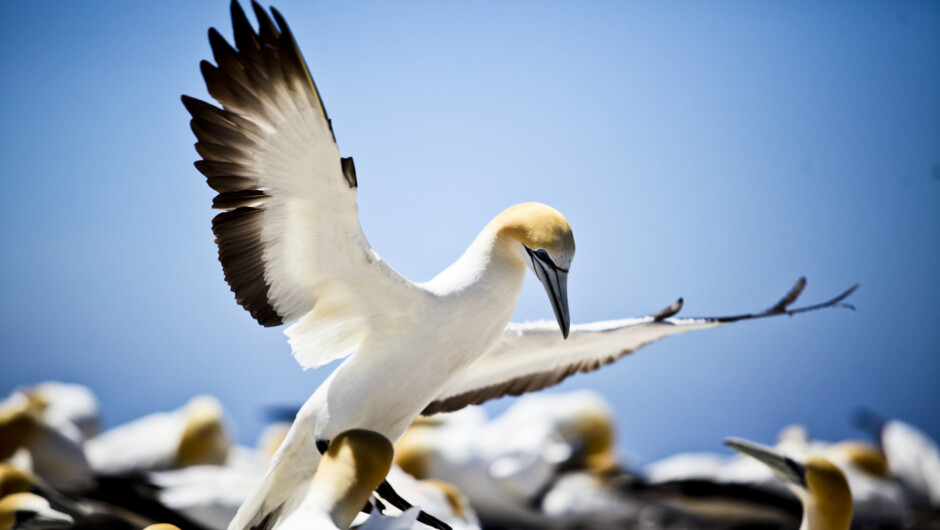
423,278,858,415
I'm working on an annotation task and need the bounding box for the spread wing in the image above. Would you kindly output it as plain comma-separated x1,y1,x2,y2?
182,2,415,369
423,278,858,414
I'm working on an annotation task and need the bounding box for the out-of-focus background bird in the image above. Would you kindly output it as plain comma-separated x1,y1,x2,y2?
3,384,938,529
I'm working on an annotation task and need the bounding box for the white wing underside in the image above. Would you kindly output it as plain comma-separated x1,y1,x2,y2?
183,4,416,370
424,278,858,414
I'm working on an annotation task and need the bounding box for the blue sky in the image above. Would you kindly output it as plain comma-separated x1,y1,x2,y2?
1,1,937,466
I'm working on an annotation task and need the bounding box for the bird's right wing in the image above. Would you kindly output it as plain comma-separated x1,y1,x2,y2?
183,2,418,369
423,278,858,415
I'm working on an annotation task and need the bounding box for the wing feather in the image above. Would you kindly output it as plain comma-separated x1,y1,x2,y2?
183,1,414,368
423,279,858,414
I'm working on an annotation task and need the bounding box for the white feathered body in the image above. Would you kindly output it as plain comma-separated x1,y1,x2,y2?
231,229,528,529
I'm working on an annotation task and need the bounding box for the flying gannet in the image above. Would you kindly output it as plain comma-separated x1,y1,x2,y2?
726,437,853,530
181,2,858,528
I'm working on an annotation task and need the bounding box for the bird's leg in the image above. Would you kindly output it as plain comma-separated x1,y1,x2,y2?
375,480,452,530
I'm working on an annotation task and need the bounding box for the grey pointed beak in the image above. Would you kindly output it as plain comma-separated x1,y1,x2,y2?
725,437,807,488
526,247,570,339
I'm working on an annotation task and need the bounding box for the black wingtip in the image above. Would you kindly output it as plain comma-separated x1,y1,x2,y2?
704,278,860,323
653,298,684,321
769,277,807,313
806,282,860,313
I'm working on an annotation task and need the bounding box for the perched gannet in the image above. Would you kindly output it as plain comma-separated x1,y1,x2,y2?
0,464,145,530
148,462,265,530
879,419,940,510
0,492,74,529
0,389,93,493
22,382,100,441
394,391,618,527
726,437,853,530
275,429,392,530
85,395,230,475
182,3,857,528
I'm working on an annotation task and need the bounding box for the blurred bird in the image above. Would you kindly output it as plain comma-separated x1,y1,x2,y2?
855,410,940,527
147,461,265,530
0,463,142,530
0,388,93,492
0,492,74,530
182,2,857,528
878,418,940,510
822,440,905,528
644,428,803,527
394,391,618,528
726,437,853,530
21,382,100,441
85,395,230,475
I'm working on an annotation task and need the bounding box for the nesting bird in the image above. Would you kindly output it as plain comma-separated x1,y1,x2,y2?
85,395,230,475
182,2,857,528
0,387,94,493
394,391,619,527
726,437,853,530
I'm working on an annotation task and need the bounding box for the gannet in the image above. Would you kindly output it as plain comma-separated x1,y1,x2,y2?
0,492,74,529
85,395,230,475
275,429,392,530
0,389,93,493
181,3,857,528
726,437,853,530
0,463,148,530
394,391,618,527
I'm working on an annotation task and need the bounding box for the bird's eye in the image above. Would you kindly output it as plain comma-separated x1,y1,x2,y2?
536,249,550,260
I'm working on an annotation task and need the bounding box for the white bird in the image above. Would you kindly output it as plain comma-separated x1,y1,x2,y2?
275,429,393,530
0,389,93,493
394,391,618,528
181,3,857,528
19,382,100,442
0,492,74,529
880,419,940,511
726,437,853,530
147,460,265,530
85,395,230,475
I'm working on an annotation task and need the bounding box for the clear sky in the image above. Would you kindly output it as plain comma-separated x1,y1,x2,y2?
1,1,937,466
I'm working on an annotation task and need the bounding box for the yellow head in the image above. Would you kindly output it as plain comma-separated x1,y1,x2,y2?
726,437,853,530
0,395,42,461
802,455,853,530
494,202,575,270
494,202,575,337
175,395,229,467
829,440,888,478
0,464,36,498
307,429,394,529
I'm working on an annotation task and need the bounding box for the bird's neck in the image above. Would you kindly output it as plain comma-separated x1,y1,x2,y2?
424,226,527,299
800,495,852,530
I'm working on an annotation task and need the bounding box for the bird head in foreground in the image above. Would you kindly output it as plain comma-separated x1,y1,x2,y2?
0,492,74,530
303,429,394,529
495,202,575,338
725,437,853,530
